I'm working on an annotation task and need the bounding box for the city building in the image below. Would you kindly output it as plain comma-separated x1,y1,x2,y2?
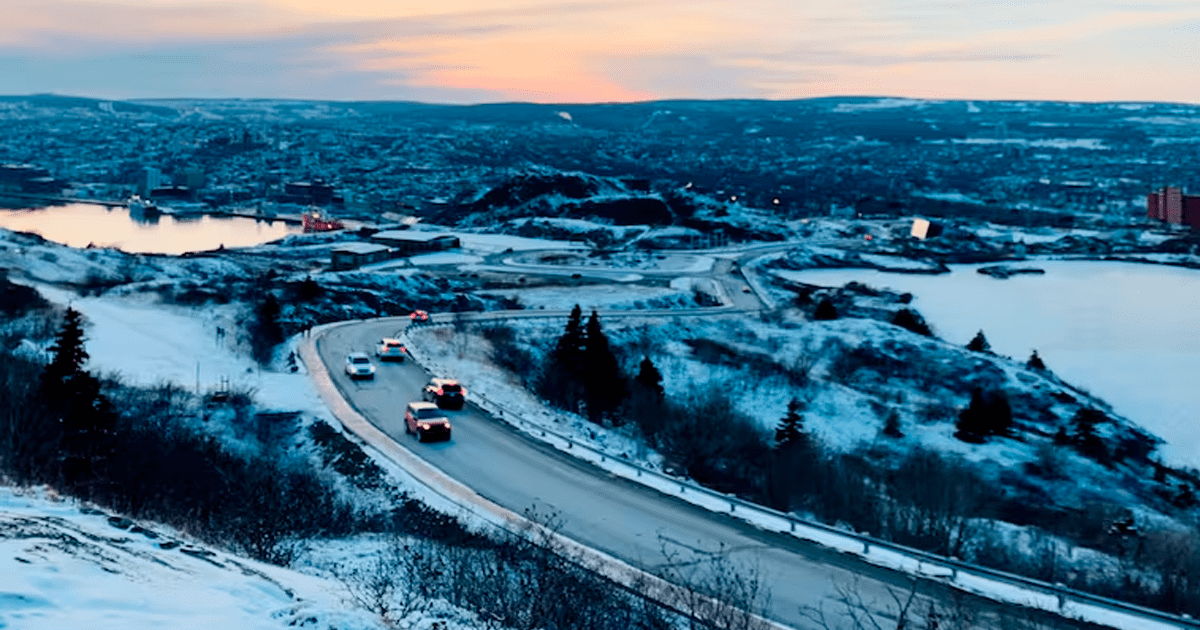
139,167,165,196
1147,186,1200,229
0,163,52,193
282,181,335,206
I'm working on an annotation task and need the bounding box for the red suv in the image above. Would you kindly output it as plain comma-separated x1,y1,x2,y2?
404,401,451,442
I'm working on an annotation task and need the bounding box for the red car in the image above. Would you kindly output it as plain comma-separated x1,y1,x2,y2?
404,401,451,442
410,309,430,324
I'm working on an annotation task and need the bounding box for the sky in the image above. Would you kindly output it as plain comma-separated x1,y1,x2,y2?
1,1,1200,105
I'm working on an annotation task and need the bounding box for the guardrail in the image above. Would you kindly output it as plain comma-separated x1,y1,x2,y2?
401,319,1200,630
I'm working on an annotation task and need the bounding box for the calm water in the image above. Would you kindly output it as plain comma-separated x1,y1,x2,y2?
0,203,300,255
778,261,1200,467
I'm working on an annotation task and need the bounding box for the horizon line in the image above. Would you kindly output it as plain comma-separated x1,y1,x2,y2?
4,92,1199,109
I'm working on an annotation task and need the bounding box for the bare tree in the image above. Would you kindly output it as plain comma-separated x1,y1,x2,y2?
655,536,773,630
334,536,414,624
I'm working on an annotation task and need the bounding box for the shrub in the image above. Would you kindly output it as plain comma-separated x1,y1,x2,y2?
882,410,904,438
955,388,1013,443
0,272,48,315
890,308,933,336
812,297,838,320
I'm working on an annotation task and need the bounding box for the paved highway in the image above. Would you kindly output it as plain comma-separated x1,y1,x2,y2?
315,317,1097,630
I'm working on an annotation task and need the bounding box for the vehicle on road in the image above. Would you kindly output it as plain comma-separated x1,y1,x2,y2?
375,338,406,361
424,378,466,410
410,309,430,324
344,352,376,380
404,401,452,442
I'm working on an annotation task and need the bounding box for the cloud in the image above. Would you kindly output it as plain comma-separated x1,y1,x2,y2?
1,0,1199,102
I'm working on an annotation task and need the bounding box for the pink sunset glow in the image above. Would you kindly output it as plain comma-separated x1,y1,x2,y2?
1,0,1198,103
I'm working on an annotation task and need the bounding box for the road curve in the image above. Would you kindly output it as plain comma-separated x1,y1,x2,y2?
312,316,1097,630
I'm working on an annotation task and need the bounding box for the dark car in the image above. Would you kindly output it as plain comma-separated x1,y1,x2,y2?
423,378,466,410
404,401,451,442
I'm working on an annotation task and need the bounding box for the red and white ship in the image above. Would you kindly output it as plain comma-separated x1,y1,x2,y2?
301,208,344,233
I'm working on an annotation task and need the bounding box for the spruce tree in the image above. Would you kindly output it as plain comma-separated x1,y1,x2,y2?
966,330,992,354
40,307,115,492
541,305,587,411
583,310,626,425
769,398,815,511
1069,408,1109,464
634,356,664,401
955,387,1013,443
774,398,810,451
1026,350,1046,370
42,306,89,389
955,389,989,443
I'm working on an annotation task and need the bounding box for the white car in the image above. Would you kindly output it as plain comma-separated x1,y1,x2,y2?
375,338,406,361
344,352,376,380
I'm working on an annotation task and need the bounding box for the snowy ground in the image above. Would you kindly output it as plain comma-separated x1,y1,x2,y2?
4,217,1198,630
0,486,391,630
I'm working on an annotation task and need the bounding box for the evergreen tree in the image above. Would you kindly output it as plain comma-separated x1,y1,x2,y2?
40,307,116,493
1026,350,1047,370
541,305,587,412
882,410,904,438
769,398,816,511
250,293,284,365
1069,407,1109,464
42,307,89,388
955,388,1012,443
583,310,626,425
774,398,810,451
966,330,992,353
295,276,321,302
626,355,667,440
633,356,664,401
812,298,838,321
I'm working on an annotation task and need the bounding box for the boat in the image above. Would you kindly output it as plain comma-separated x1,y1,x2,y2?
126,195,160,218
302,208,345,232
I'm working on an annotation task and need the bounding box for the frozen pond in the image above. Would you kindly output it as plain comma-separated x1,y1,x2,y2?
777,261,1200,467
0,203,300,254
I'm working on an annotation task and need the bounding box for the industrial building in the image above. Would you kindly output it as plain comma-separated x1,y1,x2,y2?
331,243,393,270
370,230,460,255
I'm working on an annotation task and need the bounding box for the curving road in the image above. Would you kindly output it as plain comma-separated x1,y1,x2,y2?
315,317,1095,630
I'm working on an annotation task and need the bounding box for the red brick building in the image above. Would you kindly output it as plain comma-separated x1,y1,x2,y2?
1147,186,1200,229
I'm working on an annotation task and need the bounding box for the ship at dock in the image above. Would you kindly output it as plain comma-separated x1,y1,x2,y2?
301,208,345,232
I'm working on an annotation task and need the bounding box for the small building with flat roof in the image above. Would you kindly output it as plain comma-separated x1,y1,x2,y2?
370,230,460,255
331,242,393,270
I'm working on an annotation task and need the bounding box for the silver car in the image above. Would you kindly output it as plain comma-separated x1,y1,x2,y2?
344,352,376,380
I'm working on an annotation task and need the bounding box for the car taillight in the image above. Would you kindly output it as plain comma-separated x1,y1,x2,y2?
420,423,430,430
436,388,443,395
